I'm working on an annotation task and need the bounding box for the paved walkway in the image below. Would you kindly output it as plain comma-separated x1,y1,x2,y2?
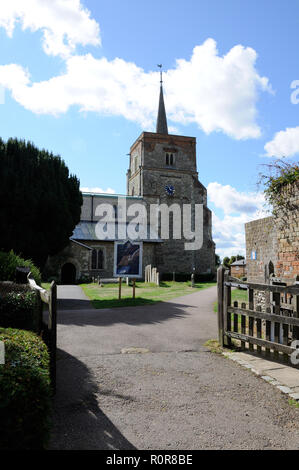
57,285,93,310
225,351,299,400
50,285,299,450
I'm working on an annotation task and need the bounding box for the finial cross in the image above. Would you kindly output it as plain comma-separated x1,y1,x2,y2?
157,64,163,84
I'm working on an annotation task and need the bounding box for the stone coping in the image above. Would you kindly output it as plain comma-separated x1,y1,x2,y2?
224,351,299,401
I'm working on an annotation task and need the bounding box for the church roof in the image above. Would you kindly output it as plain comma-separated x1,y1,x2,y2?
71,221,162,243
81,192,143,199
156,82,168,135
231,259,246,266
70,239,92,250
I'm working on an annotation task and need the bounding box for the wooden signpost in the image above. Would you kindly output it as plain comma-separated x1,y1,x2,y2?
114,241,142,301
132,279,136,299
118,277,122,300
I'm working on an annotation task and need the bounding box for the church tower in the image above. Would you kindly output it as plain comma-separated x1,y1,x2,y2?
126,70,215,275
156,72,168,135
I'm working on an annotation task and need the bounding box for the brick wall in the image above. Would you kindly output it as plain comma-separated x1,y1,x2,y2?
231,265,246,278
245,216,277,283
245,182,299,284
275,182,299,282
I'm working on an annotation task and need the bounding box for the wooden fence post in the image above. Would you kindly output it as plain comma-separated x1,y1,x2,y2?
217,265,225,347
48,281,57,393
223,269,232,347
273,290,281,360
248,288,254,352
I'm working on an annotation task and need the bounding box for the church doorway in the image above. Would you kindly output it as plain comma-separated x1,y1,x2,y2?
61,263,76,285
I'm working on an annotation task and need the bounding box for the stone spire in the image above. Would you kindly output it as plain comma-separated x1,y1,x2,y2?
156,65,168,135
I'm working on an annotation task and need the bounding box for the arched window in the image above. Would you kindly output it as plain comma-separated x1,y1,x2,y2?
91,249,104,270
97,250,103,269
166,152,174,166
91,249,97,270
269,261,274,276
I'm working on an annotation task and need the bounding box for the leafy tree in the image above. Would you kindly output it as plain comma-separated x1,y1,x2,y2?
0,138,82,268
259,159,299,216
222,255,245,268
215,254,221,268
229,254,245,265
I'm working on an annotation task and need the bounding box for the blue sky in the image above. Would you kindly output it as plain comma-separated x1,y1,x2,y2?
0,0,298,258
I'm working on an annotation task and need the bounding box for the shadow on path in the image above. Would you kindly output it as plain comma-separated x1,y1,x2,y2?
57,299,195,328
49,348,136,450
57,298,93,311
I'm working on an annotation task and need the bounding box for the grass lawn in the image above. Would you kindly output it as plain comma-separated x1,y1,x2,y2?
41,283,51,290
213,288,248,313
81,280,216,309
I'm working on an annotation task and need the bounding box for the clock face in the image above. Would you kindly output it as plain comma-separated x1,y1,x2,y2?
165,184,175,196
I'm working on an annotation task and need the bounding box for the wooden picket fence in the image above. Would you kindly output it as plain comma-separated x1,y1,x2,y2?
27,273,57,392
217,266,299,363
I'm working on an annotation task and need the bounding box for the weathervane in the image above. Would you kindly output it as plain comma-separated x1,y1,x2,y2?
157,64,163,84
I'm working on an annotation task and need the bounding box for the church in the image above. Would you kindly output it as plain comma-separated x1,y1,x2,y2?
44,77,215,283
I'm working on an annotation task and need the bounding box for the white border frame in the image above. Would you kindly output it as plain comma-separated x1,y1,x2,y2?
113,240,143,278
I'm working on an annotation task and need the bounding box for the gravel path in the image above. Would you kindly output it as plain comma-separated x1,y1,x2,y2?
50,286,299,450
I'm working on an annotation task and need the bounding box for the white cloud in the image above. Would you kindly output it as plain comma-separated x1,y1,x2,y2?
166,39,272,139
80,187,116,194
264,126,299,158
208,182,266,215
208,182,268,258
168,125,179,134
212,213,247,258
0,63,30,88
0,0,100,57
0,39,271,138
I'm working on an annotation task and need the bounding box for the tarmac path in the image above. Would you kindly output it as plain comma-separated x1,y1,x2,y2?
49,285,299,450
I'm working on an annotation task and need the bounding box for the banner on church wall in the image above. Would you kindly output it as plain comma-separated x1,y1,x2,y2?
114,240,143,278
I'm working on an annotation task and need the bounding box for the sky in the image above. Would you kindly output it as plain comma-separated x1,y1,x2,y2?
0,0,298,258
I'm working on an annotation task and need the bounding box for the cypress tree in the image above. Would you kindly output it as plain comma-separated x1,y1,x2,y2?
0,138,82,268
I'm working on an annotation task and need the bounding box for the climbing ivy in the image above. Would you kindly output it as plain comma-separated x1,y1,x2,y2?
259,160,299,217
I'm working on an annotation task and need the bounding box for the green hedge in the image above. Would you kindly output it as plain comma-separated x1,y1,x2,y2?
0,285,40,332
0,250,41,285
0,328,51,449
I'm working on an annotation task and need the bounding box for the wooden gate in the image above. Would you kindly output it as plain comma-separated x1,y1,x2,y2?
217,266,299,363
28,273,57,392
